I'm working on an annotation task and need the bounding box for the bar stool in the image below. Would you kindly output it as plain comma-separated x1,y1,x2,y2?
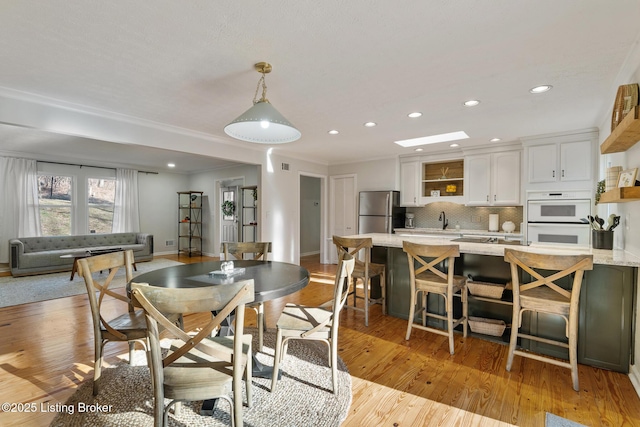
403,241,468,355
504,248,593,391
221,241,272,351
332,235,385,326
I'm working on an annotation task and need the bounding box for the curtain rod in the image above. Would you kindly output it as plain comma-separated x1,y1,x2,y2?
37,160,158,174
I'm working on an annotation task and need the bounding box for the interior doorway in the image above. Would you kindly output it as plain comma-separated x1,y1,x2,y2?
299,174,324,263
218,178,244,246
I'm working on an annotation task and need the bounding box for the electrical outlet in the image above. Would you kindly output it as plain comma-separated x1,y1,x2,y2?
625,213,630,231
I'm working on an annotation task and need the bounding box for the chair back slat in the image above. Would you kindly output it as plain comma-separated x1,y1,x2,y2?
78,250,136,340
504,249,593,299
403,241,459,281
221,242,272,261
131,279,255,367
333,235,372,269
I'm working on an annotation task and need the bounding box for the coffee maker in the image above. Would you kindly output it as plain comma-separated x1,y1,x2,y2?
405,213,415,228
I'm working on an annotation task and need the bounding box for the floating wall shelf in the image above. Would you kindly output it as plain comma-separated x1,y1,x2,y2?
600,106,640,154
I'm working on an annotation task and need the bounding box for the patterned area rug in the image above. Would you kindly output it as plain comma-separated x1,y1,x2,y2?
0,258,183,308
50,329,352,426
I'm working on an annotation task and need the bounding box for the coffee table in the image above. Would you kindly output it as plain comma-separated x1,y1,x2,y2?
60,248,133,280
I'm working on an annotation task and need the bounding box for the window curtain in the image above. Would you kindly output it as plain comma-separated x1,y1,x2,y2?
0,157,41,263
112,168,140,233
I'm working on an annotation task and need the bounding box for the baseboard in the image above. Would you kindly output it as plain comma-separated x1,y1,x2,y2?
300,250,320,257
630,364,640,398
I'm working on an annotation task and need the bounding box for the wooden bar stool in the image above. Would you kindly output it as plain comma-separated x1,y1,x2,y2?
504,248,593,391
332,235,385,326
403,241,468,355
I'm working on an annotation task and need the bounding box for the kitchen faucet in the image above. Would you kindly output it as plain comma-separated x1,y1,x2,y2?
439,211,448,230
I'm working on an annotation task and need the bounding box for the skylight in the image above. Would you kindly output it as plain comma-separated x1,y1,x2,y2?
394,131,470,148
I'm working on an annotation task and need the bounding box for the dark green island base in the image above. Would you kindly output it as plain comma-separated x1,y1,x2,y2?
380,246,636,373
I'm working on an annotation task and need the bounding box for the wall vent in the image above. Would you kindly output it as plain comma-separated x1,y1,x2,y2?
165,240,175,246
282,162,290,171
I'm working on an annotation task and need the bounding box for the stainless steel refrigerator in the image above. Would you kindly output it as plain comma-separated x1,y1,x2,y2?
358,191,406,233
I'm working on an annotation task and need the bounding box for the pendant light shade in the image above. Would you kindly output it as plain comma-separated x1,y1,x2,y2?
224,62,301,144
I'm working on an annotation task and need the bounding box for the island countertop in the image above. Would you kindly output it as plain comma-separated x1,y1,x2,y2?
345,233,640,267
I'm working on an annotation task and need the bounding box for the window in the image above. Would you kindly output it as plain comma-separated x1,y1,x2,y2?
88,178,116,234
38,174,72,236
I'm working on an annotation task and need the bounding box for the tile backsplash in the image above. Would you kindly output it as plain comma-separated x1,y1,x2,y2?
407,202,523,232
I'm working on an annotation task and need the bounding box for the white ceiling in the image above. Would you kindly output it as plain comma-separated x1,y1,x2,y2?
1,1,640,173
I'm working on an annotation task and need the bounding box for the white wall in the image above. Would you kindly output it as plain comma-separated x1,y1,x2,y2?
595,41,640,394
329,157,399,192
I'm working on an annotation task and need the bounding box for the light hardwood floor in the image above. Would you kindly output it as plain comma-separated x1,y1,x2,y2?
1,254,639,426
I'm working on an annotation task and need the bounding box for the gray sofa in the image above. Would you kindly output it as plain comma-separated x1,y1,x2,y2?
9,232,153,277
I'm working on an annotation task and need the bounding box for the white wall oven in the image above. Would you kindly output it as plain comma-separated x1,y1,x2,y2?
526,191,591,246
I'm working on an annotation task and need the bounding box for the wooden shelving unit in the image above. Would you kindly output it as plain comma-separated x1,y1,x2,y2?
598,105,640,203
421,159,464,198
177,191,203,256
600,105,640,154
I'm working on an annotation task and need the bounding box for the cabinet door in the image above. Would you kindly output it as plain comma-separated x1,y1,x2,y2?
465,154,491,205
560,140,592,182
528,143,557,183
399,161,420,206
492,151,520,205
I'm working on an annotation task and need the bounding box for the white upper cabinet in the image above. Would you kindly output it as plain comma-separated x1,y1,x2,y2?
399,160,421,206
527,140,593,183
465,150,521,206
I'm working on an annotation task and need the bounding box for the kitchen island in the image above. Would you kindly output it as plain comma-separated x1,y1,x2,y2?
346,232,640,373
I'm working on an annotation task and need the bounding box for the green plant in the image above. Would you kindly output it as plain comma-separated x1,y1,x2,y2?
221,200,235,217
252,189,257,201
595,179,605,205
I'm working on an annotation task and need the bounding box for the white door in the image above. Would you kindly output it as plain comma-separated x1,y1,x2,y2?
400,161,420,206
465,154,491,205
221,186,238,243
528,143,558,183
560,140,592,182
330,174,356,263
493,151,521,205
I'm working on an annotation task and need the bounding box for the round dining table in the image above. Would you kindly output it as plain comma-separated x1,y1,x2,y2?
129,258,310,394
131,259,309,303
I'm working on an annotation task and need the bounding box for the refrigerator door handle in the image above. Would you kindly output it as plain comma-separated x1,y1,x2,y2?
385,216,389,233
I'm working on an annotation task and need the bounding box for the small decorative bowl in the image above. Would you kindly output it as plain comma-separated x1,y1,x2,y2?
502,221,516,233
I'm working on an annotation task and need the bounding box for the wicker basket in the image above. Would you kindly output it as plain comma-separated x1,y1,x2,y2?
468,316,507,337
467,281,505,299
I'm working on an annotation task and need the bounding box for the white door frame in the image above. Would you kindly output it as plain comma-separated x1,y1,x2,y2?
214,176,244,257
329,173,357,264
298,171,328,264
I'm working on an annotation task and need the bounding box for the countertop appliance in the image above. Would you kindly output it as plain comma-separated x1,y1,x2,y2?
405,213,415,229
358,191,406,234
526,190,591,246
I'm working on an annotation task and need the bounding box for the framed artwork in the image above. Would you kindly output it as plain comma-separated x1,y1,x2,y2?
430,190,441,197
617,168,638,187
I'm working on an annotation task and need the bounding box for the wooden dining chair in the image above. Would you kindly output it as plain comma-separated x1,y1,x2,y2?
221,241,272,351
332,236,385,326
270,253,355,393
403,241,468,355
131,279,255,427
504,248,593,391
77,249,146,396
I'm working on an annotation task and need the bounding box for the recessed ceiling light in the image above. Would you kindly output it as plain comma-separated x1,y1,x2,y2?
530,85,552,94
414,148,424,152
328,130,339,135
407,112,422,118
490,138,501,142
450,143,459,148
464,100,480,107
364,122,377,127
394,131,470,148
167,163,175,168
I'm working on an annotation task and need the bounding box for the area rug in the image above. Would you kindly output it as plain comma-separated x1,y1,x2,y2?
0,258,183,308
50,329,352,426
545,412,587,427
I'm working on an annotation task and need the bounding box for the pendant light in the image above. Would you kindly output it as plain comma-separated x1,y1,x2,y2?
224,62,301,144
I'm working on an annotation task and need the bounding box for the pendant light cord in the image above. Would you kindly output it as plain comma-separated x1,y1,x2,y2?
253,72,268,104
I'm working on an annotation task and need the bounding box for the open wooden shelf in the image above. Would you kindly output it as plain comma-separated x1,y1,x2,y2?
600,106,640,154
598,186,640,204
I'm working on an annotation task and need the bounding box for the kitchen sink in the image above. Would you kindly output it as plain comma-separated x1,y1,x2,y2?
451,237,523,245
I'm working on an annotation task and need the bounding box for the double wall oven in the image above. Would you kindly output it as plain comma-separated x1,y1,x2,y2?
526,191,591,246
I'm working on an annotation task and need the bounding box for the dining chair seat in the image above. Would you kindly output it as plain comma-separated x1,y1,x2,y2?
271,254,355,393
